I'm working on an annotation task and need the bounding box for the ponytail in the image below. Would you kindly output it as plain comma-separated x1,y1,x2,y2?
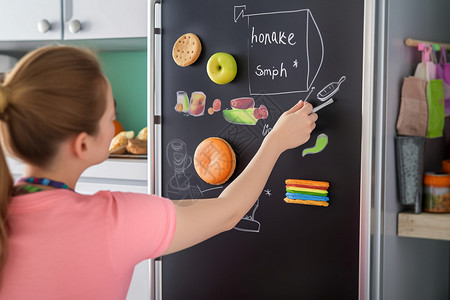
0,85,13,271
0,143,12,271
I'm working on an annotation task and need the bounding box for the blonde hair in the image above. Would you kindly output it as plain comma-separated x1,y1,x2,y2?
0,45,106,271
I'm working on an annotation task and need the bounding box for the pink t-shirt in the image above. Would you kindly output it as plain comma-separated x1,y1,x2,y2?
0,189,176,299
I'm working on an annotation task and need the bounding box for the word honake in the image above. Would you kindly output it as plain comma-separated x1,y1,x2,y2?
251,26,296,46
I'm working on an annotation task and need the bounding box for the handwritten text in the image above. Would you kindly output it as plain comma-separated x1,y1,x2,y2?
255,63,288,80
251,26,296,46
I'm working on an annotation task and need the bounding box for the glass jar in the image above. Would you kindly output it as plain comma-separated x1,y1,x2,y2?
423,173,450,213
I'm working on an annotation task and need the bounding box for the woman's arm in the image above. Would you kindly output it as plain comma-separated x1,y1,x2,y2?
164,100,317,255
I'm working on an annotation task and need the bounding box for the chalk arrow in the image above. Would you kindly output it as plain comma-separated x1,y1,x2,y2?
234,5,246,22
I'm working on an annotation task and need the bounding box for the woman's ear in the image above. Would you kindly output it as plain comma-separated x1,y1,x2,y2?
72,132,90,160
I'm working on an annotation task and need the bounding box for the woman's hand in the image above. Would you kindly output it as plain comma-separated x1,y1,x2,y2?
265,100,318,155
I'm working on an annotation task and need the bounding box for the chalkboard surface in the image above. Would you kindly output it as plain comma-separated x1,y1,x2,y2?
160,0,364,299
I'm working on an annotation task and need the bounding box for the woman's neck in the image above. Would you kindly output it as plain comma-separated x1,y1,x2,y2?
22,167,77,190
18,136,97,191
22,157,84,191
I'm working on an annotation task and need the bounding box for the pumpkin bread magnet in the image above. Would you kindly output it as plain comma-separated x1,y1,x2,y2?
194,137,236,185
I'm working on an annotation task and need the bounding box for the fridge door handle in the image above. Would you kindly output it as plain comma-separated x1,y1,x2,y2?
148,1,162,300
148,0,159,197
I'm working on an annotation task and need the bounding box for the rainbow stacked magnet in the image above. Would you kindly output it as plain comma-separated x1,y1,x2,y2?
284,179,330,207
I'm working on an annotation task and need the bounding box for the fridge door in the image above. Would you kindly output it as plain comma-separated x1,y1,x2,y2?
149,0,375,298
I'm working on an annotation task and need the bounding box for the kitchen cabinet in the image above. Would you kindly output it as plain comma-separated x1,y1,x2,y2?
6,156,148,196
0,0,62,41
76,158,148,194
64,0,147,40
0,0,146,42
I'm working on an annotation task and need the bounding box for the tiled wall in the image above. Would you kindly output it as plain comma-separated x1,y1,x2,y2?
99,51,147,134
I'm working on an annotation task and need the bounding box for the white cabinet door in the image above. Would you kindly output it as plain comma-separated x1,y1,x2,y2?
0,0,62,41
64,0,147,40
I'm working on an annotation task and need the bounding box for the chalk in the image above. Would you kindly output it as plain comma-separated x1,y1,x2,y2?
312,98,334,113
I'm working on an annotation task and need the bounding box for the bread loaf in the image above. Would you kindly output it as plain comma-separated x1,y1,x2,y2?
136,127,147,141
109,131,134,154
126,138,147,155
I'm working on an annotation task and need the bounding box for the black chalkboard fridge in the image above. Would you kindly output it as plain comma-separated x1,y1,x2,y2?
148,0,374,299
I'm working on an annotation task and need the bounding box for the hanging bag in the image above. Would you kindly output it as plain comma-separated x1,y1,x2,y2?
414,45,436,81
426,79,445,138
396,76,428,137
436,46,450,115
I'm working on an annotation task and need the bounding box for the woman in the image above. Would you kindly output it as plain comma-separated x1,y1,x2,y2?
0,45,317,299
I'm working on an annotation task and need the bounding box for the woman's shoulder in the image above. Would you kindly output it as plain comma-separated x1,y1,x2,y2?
9,189,171,214
85,190,173,213
91,190,168,202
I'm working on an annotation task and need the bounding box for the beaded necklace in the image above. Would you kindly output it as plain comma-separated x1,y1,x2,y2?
17,177,74,193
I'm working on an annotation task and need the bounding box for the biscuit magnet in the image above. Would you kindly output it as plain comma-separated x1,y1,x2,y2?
172,33,202,67
302,133,328,157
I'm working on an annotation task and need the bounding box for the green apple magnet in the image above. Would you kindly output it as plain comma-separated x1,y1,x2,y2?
207,52,237,84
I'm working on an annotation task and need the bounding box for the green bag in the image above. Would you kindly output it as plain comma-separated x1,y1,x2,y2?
426,79,445,138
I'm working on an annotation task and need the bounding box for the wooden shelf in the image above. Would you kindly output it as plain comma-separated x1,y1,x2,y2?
398,212,450,241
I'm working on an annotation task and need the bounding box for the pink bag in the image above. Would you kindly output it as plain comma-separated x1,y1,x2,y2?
436,46,450,115
414,45,436,81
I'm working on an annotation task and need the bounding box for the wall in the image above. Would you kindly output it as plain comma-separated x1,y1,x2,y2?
99,51,147,134
382,0,450,299
0,49,147,135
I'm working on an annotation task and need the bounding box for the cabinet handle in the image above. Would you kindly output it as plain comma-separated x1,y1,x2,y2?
68,20,81,33
37,19,51,33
